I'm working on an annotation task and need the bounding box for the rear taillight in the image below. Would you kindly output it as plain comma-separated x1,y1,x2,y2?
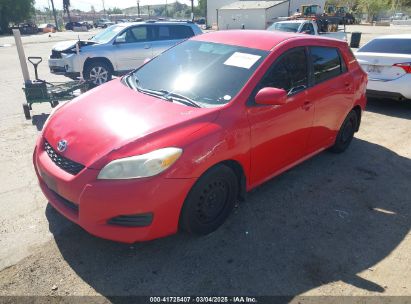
393,62,411,73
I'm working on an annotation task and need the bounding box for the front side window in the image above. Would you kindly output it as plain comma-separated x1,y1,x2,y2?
130,26,150,41
261,48,308,94
310,47,343,84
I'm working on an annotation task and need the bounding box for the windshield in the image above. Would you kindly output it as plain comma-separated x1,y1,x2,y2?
268,22,300,33
130,40,268,107
358,38,411,55
91,25,125,43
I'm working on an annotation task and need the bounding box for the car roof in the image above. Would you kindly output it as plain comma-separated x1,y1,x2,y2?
372,34,411,39
191,30,335,51
120,21,195,27
274,20,307,23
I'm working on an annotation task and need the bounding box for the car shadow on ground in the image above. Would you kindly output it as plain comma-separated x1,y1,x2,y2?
32,113,49,131
46,138,411,299
366,97,411,120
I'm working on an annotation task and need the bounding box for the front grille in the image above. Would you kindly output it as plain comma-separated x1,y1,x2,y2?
50,50,62,59
44,140,85,175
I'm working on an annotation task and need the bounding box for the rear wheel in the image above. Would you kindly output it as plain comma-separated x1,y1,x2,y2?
84,60,112,86
330,110,358,153
179,165,239,235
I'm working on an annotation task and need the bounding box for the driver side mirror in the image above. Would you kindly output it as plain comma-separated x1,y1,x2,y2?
115,36,126,44
255,87,287,106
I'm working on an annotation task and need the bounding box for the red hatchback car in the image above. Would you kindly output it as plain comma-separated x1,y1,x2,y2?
33,31,367,243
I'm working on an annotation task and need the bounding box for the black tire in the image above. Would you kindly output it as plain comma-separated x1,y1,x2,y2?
23,103,31,120
179,164,239,235
84,60,112,86
329,110,358,153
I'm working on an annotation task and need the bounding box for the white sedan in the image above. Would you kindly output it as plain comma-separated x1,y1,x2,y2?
355,34,411,101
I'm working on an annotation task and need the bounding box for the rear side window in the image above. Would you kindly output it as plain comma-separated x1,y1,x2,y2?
310,47,345,84
157,25,194,40
358,38,411,55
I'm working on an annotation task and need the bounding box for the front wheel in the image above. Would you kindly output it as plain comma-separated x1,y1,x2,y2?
329,110,358,153
84,61,112,86
179,165,239,235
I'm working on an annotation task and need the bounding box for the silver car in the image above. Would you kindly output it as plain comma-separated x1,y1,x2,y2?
48,21,203,85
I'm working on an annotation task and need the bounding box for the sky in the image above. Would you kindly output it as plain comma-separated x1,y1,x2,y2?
34,0,198,11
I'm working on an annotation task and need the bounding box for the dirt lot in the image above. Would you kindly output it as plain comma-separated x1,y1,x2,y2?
0,25,410,301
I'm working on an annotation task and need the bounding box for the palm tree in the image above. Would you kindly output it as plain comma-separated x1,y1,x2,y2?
63,0,72,23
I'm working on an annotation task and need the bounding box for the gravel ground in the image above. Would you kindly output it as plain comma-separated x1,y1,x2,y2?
0,25,410,301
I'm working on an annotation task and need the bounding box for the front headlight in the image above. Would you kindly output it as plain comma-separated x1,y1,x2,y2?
97,147,182,180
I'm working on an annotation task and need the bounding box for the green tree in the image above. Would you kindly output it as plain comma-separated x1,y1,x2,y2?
358,0,389,21
107,7,123,14
63,0,71,22
0,0,34,34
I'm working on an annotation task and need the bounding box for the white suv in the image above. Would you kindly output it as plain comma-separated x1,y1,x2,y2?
48,21,203,85
355,34,411,101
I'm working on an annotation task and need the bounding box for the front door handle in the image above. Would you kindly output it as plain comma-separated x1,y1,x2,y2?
144,44,151,49
302,101,313,111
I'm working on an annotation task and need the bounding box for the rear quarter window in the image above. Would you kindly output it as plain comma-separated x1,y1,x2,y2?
358,39,411,55
310,46,346,84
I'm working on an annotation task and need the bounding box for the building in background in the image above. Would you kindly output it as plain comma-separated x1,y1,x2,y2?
207,0,325,29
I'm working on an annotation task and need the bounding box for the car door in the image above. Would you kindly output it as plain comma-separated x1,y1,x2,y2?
112,25,154,72
150,25,195,57
247,47,315,185
305,46,353,153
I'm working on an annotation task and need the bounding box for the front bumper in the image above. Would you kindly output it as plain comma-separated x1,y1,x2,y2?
48,54,82,75
33,138,196,243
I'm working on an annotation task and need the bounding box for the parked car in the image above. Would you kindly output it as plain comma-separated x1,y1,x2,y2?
48,21,203,85
391,13,409,20
267,20,347,41
80,21,94,30
94,18,115,28
116,19,130,24
65,21,88,31
38,23,57,33
9,23,38,35
355,34,411,101
35,30,367,243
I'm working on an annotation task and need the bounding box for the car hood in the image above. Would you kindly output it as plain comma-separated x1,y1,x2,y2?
43,79,220,168
52,40,99,52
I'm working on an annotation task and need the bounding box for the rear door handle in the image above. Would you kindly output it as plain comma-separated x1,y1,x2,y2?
144,44,151,49
302,101,313,111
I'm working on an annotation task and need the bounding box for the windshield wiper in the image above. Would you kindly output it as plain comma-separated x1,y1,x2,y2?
159,90,202,108
125,76,201,108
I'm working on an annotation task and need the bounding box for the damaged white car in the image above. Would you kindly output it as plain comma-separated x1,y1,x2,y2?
48,21,202,85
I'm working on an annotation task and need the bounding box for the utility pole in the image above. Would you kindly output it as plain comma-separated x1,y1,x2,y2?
50,0,59,31
288,0,291,17
191,0,194,21
148,5,150,18
165,0,168,18
137,0,140,17
102,0,106,17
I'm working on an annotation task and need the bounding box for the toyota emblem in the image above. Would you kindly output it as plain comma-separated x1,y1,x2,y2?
57,139,68,152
